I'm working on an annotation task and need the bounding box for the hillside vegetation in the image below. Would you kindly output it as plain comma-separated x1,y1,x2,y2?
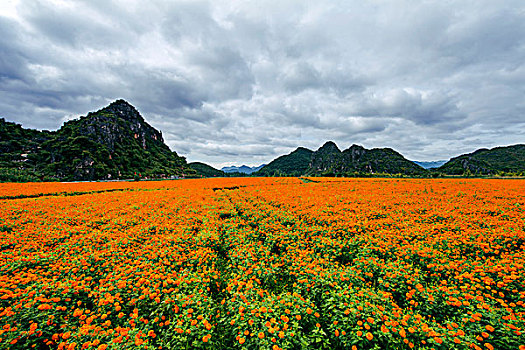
189,162,225,177
0,100,192,181
256,142,427,177
255,147,313,176
438,144,525,176
2,100,524,181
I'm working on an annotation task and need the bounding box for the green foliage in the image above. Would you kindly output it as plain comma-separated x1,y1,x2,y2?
439,145,525,176
0,100,191,181
257,142,428,177
255,147,314,177
0,168,47,182
189,162,225,177
0,118,53,182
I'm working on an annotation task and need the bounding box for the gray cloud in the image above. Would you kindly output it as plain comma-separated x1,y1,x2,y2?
1,0,524,167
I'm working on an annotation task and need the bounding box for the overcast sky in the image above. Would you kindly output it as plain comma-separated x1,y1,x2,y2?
1,0,524,167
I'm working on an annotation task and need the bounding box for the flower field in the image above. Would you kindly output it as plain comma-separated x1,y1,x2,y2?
0,177,524,350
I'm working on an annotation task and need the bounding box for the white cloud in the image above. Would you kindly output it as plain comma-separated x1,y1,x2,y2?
0,0,21,19
0,0,524,167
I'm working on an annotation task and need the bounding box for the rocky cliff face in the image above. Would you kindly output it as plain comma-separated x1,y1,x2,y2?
79,100,163,151
309,141,344,172
307,141,425,175
0,100,191,181
343,144,367,162
256,141,427,177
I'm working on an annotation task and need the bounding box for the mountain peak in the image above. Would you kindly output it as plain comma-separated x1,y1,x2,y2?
292,147,314,154
318,141,340,152
106,98,136,110
92,99,143,122
109,99,134,108
347,144,365,150
0,100,190,181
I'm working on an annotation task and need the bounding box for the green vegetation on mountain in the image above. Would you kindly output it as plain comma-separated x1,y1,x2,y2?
256,141,427,177
0,118,53,181
307,141,343,174
3,99,524,182
438,144,525,175
189,162,225,177
0,100,192,181
255,147,313,176
307,142,427,176
350,147,429,175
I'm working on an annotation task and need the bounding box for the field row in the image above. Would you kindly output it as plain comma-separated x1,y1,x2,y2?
0,178,524,349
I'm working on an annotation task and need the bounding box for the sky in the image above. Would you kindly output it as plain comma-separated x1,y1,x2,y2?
1,0,524,168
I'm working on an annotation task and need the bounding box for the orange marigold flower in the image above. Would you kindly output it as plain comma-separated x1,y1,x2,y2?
366,332,373,340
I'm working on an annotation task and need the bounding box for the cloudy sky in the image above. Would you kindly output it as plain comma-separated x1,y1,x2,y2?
1,0,524,168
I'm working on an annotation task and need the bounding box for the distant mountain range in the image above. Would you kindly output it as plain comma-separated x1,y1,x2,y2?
256,141,427,176
256,144,525,177
221,164,266,174
413,160,447,169
1,100,524,181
